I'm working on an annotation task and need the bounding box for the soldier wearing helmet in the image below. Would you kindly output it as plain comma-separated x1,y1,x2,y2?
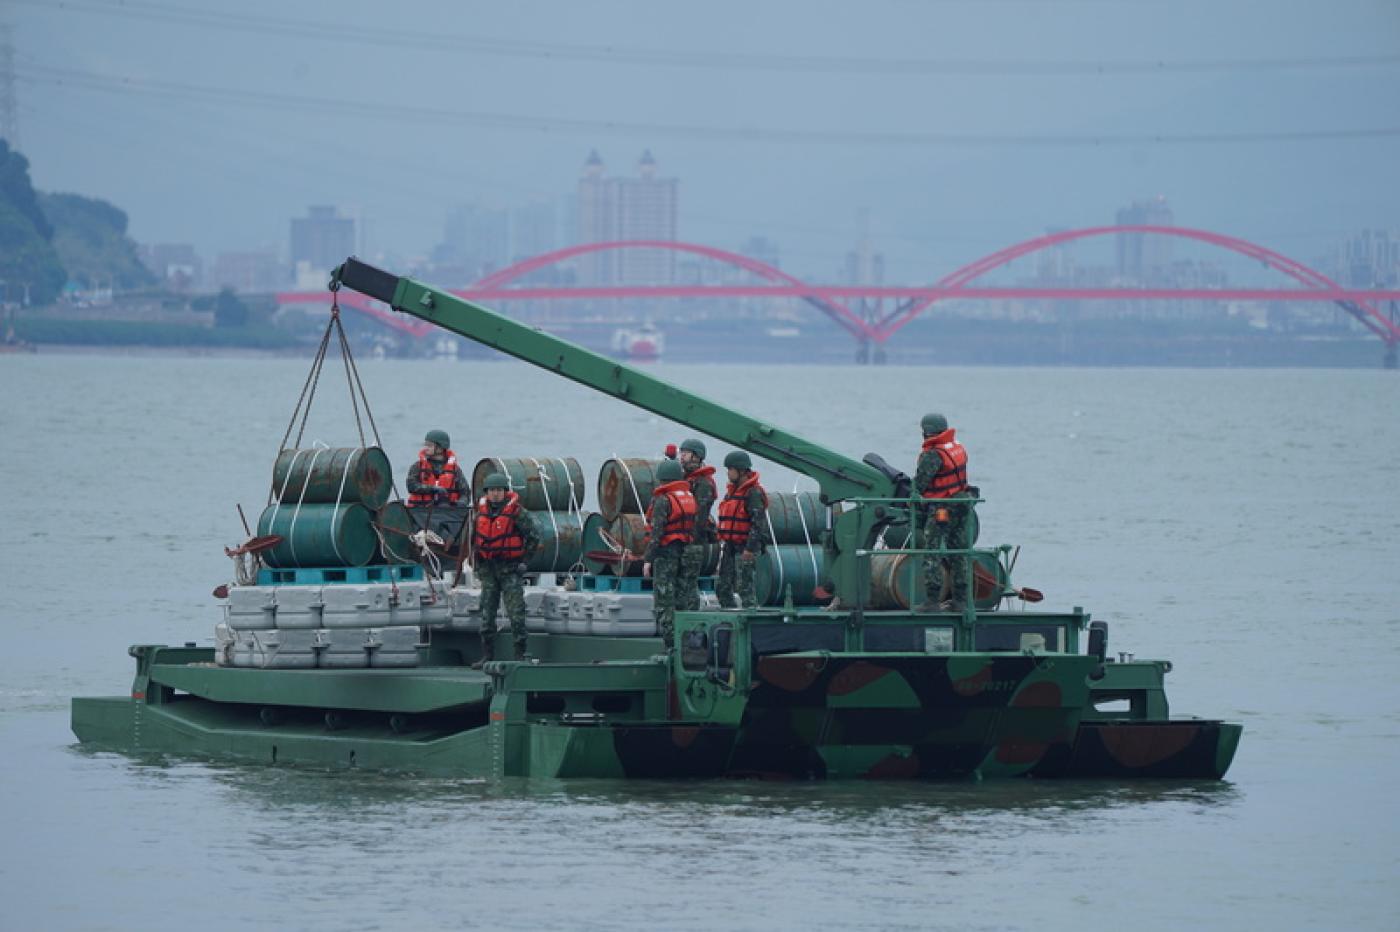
406,429,469,509
914,412,973,613
471,472,540,667
714,450,768,609
642,458,698,649
674,438,717,612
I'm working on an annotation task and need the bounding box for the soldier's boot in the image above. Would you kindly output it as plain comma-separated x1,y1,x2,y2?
514,637,531,662
913,600,941,613
471,636,494,671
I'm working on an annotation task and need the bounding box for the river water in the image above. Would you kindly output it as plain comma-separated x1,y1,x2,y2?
1,353,1397,931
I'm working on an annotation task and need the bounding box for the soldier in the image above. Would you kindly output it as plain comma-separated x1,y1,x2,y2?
642,459,697,650
405,429,469,510
913,412,973,613
471,472,540,667
675,438,717,611
715,451,768,609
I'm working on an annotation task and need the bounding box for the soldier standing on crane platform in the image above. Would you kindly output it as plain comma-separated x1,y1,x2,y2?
715,451,768,609
471,473,539,667
676,438,717,611
643,459,697,649
914,413,973,613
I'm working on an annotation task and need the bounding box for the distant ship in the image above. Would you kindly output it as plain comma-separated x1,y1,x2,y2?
611,320,664,361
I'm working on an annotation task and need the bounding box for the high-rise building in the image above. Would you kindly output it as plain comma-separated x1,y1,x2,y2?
1341,229,1399,286
575,150,678,284
290,207,355,273
1115,197,1174,283
139,243,202,291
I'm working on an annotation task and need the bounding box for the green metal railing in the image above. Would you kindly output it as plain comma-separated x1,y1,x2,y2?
845,495,996,628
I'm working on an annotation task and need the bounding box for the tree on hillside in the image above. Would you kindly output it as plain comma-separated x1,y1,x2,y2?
213,287,249,328
0,141,66,305
40,192,157,292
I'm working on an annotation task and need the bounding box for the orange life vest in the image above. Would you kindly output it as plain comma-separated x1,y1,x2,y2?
408,451,462,506
717,472,767,545
473,492,526,561
920,430,969,499
686,464,717,539
648,480,698,547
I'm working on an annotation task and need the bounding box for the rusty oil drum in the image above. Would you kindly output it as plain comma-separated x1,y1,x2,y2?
596,458,662,522
471,456,585,512
271,447,392,510
373,501,417,565
763,491,827,545
524,510,587,573
870,549,1008,610
753,544,828,606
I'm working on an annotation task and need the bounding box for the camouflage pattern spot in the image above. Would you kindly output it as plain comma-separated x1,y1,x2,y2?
1010,681,1063,709
672,725,701,749
994,739,1051,766
1100,722,1200,768
864,751,922,779
756,656,825,692
950,662,994,698
827,662,894,697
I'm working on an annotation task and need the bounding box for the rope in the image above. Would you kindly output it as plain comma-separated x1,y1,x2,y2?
527,456,561,572
287,444,328,566
614,455,647,518
763,507,783,606
792,485,821,581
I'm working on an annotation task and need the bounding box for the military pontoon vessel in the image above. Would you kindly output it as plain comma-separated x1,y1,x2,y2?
71,258,1242,780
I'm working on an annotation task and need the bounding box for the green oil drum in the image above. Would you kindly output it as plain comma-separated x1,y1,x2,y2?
763,491,827,545
597,458,662,522
257,502,377,568
271,447,392,510
374,501,417,565
754,544,827,606
525,511,587,573
471,456,585,512
879,505,980,550
581,511,616,576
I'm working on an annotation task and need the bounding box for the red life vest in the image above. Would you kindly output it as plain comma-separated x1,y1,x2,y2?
717,472,767,545
473,492,526,561
648,480,698,547
686,464,718,538
408,451,462,507
920,430,969,499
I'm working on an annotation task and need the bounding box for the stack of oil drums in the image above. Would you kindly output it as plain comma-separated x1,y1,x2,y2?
582,458,718,577
471,456,590,574
257,447,417,566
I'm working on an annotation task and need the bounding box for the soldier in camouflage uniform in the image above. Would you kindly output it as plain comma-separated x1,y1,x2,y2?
643,459,698,649
675,438,717,611
471,472,540,666
913,413,973,613
405,429,470,507
715,450,768,609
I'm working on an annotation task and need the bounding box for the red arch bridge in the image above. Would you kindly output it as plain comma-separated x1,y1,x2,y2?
276,226,1400,366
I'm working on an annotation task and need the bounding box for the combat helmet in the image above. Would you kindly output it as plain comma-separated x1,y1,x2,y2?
920,413,948,436
679,438,707,460
483,472,511,490
424,429,451,449
656,459,684,482
723,450,752,471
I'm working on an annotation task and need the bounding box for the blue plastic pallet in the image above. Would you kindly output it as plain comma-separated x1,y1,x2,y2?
577,574,715,594
257,564,424,586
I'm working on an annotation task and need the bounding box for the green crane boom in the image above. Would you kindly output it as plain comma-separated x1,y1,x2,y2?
332,257,899,604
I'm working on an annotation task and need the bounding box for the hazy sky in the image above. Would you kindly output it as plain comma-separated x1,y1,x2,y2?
9,0,1399,281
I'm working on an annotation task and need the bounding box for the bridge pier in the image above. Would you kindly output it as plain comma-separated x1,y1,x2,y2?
1385,342,1397,370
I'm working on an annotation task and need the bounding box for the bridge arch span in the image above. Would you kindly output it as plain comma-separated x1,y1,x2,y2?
473,239,871,338
874,225,1400,345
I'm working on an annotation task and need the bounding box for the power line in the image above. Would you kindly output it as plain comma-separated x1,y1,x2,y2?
17,0,1400,77
18,62,1400,147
